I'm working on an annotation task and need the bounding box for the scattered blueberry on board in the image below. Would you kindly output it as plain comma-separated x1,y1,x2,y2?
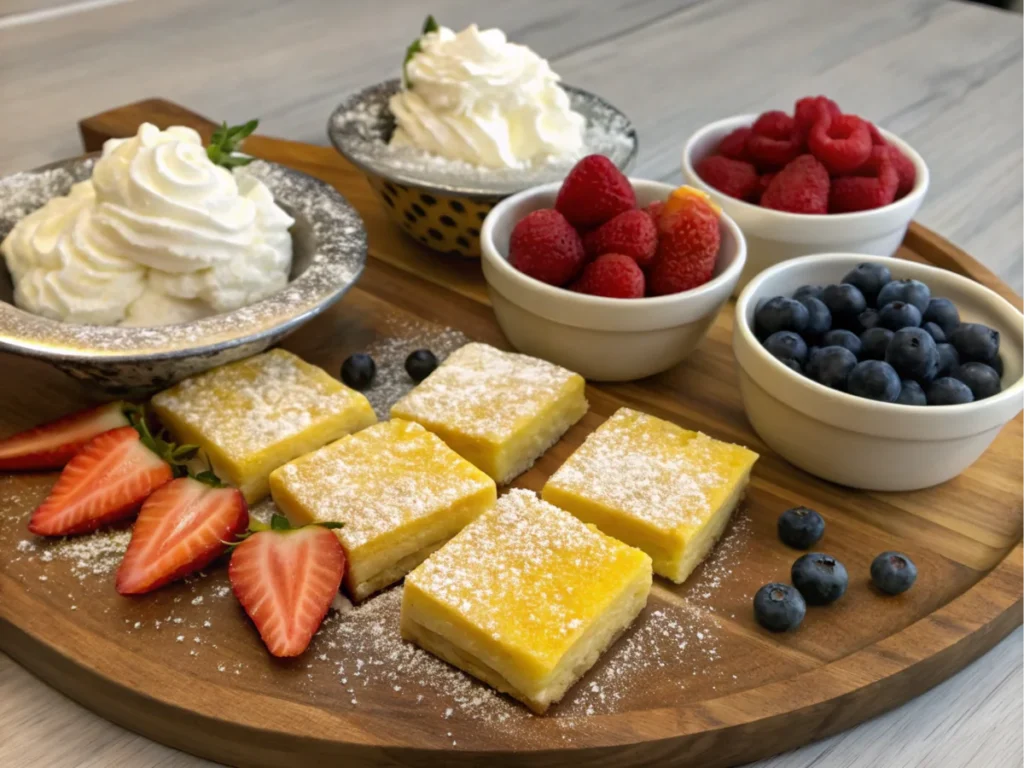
777,506,825,550
754,263,1003,405
870,552,918,595
791,553,848,605
753,583,806,632
405,349,439,382
341,353,376,390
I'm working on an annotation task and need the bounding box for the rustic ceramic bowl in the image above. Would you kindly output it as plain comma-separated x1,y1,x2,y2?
734,253,1024,491
0,157,367,397
683,114,929,290
327,78,637,258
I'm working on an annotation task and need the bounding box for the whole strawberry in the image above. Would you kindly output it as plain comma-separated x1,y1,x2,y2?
648,187,722,296
696,156,759,201
509,208,585,285
555,154,636,229
582,209,658,267
761,155,830,214
571,253,645,298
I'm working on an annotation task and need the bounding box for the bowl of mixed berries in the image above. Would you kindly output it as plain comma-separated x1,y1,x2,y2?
479,155,746,381
733,253,1023,491
682,96,928,289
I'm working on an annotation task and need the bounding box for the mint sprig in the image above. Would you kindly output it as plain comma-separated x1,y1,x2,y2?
206,119,259,169
403,15,439,88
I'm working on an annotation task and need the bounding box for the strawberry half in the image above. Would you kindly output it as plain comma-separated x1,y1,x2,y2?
0,401,130,471
116,477,249,595
229,515,346,658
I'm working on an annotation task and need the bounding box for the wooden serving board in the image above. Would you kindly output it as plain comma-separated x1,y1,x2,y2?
1,100,1021,768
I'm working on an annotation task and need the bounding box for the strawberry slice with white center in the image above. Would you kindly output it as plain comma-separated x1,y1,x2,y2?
0,401,130,471
27,424,180,537
229,515,346,658
116,476,249,595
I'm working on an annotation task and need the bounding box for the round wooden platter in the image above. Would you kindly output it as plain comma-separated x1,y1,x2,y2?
0,101,1020,768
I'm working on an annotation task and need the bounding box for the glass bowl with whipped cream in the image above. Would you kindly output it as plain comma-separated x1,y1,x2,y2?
0,122,367,395
328,18,637,258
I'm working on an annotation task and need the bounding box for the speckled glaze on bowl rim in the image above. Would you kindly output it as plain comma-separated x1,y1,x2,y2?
327,78,639,199
0,156,367,364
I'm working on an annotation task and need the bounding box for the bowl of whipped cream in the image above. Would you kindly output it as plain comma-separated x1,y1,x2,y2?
328,19,637,258
0,123,366,395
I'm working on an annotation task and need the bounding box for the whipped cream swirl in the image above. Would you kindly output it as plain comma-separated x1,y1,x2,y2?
389,24,585,169
2,123,294,326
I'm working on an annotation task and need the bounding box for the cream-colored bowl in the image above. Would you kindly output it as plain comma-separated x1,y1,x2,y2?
734,253,1023,491
683,115,930,290
480,179,746,381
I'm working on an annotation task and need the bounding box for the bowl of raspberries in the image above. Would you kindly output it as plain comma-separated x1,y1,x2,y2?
734,253,1022,491
683,96,928,289
479,155,746,381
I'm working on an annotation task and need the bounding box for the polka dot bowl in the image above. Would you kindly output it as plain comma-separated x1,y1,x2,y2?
328,78,637,259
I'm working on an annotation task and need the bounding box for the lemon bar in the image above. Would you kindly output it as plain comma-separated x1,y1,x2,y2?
152,349,376,503
390,342,587,484
270,419,496,601
542,408,758,584
402,489,651,713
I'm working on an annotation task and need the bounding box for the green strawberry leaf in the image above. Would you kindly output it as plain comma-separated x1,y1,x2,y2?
403,15,439,88
206,119,259,169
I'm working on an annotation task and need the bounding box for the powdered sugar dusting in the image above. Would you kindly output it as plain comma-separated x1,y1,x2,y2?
15,527,132,581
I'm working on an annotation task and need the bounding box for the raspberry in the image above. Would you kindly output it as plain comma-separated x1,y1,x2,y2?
648,187,721,295
555,154,636,229
808,113,872,174
754,173,776,203
696,156,759,201
582,209,658,267
794,96,841,137
889,147,917,198
752,111,796,140
716,127,752,160
867,122,887,146
570,253,645,299
508,208,585,285
748,111,801,170
760,155,830,214
829,149,898,212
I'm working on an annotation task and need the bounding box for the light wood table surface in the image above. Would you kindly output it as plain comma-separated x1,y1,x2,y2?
0,0,1021,766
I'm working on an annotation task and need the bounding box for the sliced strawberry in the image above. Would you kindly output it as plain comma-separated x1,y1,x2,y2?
229,517,345,658
0,401,129,471
116,477,248,595
27,426,174,537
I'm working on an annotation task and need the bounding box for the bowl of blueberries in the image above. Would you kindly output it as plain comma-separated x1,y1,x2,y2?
733,253,1023,491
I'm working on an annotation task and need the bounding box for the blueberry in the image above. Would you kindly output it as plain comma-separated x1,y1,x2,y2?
991,354,1004,377
876,279,930,312
806,346,858,390
856,308,881,332
896,379,927,406
822,283,867,326
921,321,946,343
792,284,824,303
340,353,376,390
926,377,974,405
953,362,1002,400
777,506,825,550
755,296,810,336
821,329,861,357
841,262,892,306
763,331,809,365
791,553,848,606
878,301,922,331
781,358,802,373
870,551,917,595
923,298,960,336
859,327,894,361
885,328,939,382
950,322,1000,364
797,296,832,338
405,349,439,382
753,583,806,632
936,343,960,377
847,360,901,402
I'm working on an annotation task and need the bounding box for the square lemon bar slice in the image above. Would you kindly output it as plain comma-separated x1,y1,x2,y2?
542,408,758,584
402,489,652,714
270,419,496,601
390,342,587,484
152,349,376,503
